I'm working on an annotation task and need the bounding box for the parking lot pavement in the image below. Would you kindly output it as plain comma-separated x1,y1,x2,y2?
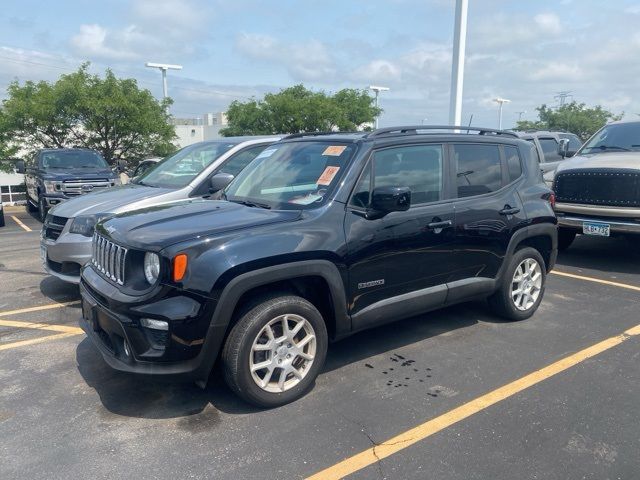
1,211,639,480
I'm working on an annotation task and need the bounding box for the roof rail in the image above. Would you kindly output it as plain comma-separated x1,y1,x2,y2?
282,131,358,140
365,125,519,139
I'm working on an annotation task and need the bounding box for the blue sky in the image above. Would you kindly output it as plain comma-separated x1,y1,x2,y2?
2,0,640,128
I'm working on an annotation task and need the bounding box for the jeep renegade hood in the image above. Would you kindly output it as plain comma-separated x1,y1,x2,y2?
51,184,173,218
98,199,302,250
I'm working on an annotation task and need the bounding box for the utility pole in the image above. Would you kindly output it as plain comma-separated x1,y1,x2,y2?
554,91,573,107
449,0,468,126
516,111,527,122
369,85,390,128
145,62,183,100
493,97,511,130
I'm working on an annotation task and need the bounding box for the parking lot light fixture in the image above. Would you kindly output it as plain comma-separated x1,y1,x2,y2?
369,85,390,128
493,97,511,130
145,62,183,100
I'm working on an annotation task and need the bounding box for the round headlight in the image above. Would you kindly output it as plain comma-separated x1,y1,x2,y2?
143,252,160,284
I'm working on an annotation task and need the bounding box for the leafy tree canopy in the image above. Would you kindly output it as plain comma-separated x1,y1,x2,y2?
515,102,622,140
1,64,177,168
220,84,381,136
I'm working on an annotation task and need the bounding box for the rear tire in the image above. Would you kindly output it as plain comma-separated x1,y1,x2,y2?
0,209,5,227
222,294,328,408
558,228,576,251
488,247,546,321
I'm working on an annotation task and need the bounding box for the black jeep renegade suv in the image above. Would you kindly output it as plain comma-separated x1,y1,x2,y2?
79,126,558,407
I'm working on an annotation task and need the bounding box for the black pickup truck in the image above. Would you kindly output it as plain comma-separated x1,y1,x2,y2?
16,148,121,221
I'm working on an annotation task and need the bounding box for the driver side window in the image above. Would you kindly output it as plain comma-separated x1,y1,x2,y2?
350,144,444,208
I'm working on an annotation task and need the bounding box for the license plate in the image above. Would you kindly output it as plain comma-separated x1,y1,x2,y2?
583,222,610,237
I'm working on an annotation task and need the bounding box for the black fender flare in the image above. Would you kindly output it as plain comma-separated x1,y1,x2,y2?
194,260,349,382
496,223,558,282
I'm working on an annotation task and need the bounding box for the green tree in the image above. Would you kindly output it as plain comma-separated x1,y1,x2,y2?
220,84,381,136
515,102,622,140
1,64,177,166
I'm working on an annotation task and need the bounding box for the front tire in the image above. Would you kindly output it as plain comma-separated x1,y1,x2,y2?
488,247,546,321
222,294,328,408
38,196,48,222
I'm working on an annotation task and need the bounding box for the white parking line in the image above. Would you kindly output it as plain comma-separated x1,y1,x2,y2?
10,215,33,232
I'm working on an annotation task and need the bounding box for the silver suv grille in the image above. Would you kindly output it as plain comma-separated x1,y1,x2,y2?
92,234,127,285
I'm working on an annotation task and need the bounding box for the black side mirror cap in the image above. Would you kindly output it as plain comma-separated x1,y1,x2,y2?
209,172,235,193
15,160,26,174
370,186,411,216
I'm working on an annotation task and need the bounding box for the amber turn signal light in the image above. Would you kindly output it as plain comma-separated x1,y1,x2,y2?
172,254,188,282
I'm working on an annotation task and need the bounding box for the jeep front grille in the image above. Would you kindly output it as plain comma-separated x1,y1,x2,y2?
554,170,640,208
92,233,127,285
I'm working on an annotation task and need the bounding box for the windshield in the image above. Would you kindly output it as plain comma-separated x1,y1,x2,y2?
136,141,239,188
40,150,108,170
224,141,357,210
580,123,640,154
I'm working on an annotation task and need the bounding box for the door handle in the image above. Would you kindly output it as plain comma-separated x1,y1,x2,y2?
427,220,453,230
499,206,521,216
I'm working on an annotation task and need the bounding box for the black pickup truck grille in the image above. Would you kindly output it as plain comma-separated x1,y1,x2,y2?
554,169,640,208
43,215,68,241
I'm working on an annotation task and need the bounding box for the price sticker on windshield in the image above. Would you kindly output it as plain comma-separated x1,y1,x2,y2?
322,145,347,156
317,166,340,186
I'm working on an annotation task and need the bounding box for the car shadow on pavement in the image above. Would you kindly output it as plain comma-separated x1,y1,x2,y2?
557,235,640,276
39,276,81,304
76,302,485,421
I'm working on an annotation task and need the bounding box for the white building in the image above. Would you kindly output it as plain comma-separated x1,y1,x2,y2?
172,112,229,148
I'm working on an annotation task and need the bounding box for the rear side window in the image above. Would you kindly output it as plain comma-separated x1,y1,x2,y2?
453,144,502,197
504,146,523,182
539,138,561,162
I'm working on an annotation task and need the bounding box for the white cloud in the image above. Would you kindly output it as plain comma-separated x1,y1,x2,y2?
531,61,583,81
534,13,562,35
70,24,142,61
235,33,336,81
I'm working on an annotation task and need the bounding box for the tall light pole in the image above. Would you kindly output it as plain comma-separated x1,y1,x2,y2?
449,0,468,126
145,62,183,100
493,97,511,130
369,85,389,128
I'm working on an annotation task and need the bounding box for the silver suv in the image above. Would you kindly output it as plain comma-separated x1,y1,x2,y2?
41,136,280,283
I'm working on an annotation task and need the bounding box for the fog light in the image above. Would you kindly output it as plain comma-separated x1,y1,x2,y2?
140,318,169,331
123,339,131,357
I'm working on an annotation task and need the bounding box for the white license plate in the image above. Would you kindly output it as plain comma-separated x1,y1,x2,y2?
583,222,610,237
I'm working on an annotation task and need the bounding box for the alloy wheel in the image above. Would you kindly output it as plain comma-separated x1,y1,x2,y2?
511,258,543,311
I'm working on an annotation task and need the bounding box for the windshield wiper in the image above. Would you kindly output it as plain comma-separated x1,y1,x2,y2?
587,145,631,152
230,199,271,209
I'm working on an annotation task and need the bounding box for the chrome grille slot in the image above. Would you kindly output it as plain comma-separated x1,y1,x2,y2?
92,233,127,285
62,179,113,196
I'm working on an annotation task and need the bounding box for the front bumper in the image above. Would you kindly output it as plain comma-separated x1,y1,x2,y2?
557,215,640,234
79,265,224,381
41,230,92,284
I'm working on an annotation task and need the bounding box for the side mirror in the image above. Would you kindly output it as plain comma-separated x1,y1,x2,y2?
558,139,569,158
209,172,234,193
15,160,26,174
371,186,411,215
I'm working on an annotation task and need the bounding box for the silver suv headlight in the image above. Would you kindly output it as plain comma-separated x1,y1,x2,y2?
143,252,160,284
69,214,110,237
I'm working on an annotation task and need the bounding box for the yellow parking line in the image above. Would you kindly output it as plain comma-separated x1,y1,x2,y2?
551,270,640,292
0,318,83,334
306,323,640,480
0,332,81,351
0,301,79,318
10,215,32,232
